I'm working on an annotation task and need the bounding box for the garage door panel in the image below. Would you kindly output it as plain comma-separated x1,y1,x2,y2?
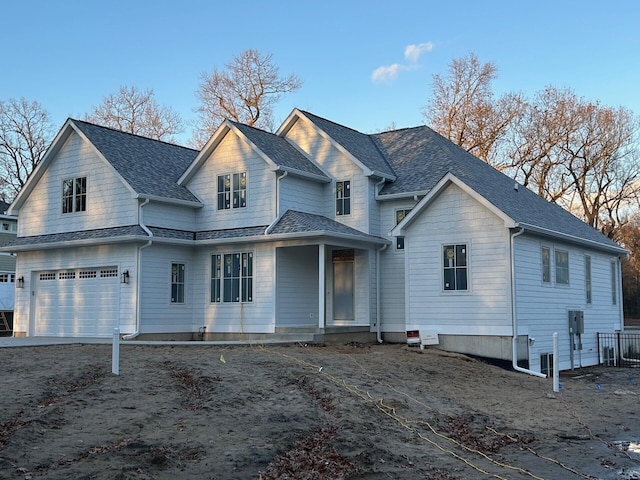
34,267,120,337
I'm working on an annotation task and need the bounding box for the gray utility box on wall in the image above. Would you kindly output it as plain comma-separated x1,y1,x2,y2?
568,310,584,335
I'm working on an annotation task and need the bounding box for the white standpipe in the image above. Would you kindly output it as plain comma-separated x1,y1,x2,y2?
553,332,559,391
112,327,120,375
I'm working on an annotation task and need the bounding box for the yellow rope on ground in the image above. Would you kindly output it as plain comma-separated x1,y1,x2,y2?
262,347,547,480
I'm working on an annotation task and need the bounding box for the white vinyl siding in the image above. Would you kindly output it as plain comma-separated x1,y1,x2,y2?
283,119,369,233
275,246,319,327
404,184,511,335
514,235,623,371
279,175,326,216
186,131,275,231
18,132,137,237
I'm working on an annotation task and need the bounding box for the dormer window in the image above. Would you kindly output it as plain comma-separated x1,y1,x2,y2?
218,172,247,210
62,177,86,214
336,180,351,216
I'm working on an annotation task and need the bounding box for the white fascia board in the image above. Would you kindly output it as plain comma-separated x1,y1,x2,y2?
178,121,232,185
135,194,203,208
375,190,429,201
0,235,148,253
390,173,516,236
517,222,629,256
275,166,331,183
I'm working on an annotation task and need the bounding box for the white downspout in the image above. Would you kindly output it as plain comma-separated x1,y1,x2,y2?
375,177,388,344
265,171,288,234
510,226,546,377
123,198,153,340
376,243,388,343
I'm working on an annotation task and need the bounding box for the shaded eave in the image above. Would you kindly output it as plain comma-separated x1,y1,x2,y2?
277,109,397,182
516,222,628,257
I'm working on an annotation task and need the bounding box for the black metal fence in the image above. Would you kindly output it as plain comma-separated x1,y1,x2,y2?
598,332,640,367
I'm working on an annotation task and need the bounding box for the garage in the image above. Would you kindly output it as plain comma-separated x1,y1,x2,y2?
33,267,121,337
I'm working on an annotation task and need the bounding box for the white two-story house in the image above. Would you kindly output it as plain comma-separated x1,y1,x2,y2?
2,109,627,373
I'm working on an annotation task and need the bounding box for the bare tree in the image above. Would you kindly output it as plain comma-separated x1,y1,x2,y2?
193,49,302,147
85,85,182,142
507,87,640,238
423,53,524,168
0,98,53,201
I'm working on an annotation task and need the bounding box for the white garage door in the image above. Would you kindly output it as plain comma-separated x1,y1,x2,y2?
34,267,120,337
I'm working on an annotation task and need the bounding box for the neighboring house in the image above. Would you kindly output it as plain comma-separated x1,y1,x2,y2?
1,109,627,373
0,201,17,333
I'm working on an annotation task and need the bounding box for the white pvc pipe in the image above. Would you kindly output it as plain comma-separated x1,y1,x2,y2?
553,332,559,391
112,327,120,375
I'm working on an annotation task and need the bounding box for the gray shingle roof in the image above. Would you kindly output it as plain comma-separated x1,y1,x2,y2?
372,126,622,251
4,225,147,247
269,210,388,244
230,121,327,178
71,120,200,203
300,111,396,178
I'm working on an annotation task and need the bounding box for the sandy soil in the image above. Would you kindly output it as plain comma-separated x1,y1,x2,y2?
0,342,639,480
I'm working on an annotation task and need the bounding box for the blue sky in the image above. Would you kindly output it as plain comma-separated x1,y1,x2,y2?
2,0,639,145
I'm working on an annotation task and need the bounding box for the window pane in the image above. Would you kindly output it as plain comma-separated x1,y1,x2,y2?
443,246,455,268
444,268,455,290
555,251,569,284
542,247,551,283
343,198,350,215
456,245,467,267
223,278,233,302
456,268,468,290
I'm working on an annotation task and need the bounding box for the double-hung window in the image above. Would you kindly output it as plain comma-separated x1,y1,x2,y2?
541,247,551,284
217,172,247,210
611,262,617,305
443,244,468,291
211,252,253,303
585,256,592,304
62,177,87,213
171,263,185,304
555,250,569,285
336,180,351,216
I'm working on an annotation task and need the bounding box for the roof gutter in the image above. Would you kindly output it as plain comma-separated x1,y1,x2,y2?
510,226,546,378
517,222,628,256
123,199,153,341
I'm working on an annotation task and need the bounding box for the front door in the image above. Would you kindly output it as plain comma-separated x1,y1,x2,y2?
332,250,354,322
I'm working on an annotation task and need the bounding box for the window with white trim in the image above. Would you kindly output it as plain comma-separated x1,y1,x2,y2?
541,247,551,284
395,208,412,250
62,177,87,213
555,250,569,285
217,172,246,210
171,263,185,304
443,244,468,291
585,255,592,304
335,180,351,216
211,252,253,303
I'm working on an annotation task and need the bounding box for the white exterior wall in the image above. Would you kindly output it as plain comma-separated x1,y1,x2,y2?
284,120,368,232
192,243,275,334
13,245,138,335
139,244,195,334
18,132,137,237
279,175,326,216
186,132,276,231
142,203,197,231
404,184,512,334
514,234,623,371
276,246,319,327
379,199,419,333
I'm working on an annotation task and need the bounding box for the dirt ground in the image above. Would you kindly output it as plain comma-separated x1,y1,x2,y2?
1,342,639,480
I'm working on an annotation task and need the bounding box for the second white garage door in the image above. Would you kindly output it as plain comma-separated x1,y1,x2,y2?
33,267,120,337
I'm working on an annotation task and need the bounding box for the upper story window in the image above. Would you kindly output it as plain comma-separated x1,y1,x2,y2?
171,263,185,304
62,177,86,214
217,172,247,210
336,180,351,216
395,208,412,250
443,244,468,291
555,250,569,285
541,247,551,283
611,262,617,305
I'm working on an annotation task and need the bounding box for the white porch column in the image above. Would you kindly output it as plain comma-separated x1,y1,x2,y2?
318,244,325,329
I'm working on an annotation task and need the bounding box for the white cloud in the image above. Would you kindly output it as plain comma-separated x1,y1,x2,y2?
404,42,434,63
371,64,403,84
372,41,434,85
